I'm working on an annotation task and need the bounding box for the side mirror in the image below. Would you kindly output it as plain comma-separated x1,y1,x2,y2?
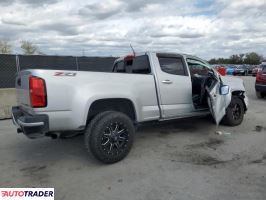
220,85,230,95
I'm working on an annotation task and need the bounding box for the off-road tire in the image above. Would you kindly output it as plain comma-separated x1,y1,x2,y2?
85,111,134,164
222,96,244,126
84,111,114,159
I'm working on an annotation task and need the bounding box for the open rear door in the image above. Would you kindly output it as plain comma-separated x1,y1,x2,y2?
206,82,232,125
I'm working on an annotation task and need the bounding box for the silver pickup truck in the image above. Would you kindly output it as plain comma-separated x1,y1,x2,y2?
12,52,248,163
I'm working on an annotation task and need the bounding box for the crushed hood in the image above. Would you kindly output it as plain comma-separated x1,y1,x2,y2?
220,76,245,92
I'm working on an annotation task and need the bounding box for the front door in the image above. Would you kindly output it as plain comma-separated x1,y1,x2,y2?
206,82,232,125
153,53,193,118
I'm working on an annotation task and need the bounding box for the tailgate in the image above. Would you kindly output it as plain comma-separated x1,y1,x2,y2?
16,70,32,110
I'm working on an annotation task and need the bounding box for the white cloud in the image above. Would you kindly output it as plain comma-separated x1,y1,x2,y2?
0,0,265,59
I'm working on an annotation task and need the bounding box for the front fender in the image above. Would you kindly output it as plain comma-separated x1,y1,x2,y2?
221,76,248,110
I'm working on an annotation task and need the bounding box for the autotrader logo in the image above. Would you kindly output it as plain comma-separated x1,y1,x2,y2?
0,188,54,200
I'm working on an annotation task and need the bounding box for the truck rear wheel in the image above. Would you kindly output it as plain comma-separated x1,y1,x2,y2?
85,111,134,164
222,96,244,126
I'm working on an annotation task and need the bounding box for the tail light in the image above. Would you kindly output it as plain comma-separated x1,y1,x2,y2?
29,76,47,108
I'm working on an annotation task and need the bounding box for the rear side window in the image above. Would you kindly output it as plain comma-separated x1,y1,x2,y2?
114,61,125,73
113,55,151,74
131,55,151,74
158,57,186,75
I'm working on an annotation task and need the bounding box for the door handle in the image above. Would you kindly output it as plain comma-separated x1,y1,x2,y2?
162,80,173,84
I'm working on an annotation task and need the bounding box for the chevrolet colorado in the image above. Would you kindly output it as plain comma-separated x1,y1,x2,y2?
12,52,248,163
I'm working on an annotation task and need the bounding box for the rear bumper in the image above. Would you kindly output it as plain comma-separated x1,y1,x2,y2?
255,84,266,92
12,106,49,139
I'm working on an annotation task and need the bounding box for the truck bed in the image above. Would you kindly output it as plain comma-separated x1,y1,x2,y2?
16,69,160,131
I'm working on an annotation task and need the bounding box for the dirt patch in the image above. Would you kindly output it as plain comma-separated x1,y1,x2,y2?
249,153,266,164
186,138,224,150
20,165,49,184
171,152,225,166
254,125,266,132
173,123,198,131
249,159,263,164
20,165,47,172
169,138,229,166
158,130,171,136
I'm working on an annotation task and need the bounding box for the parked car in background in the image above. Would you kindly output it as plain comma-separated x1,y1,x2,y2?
247,65,254,75
255,64,266,98
226,65,236,75
233,66,245,76
214,65,226,76
233,65,252,76
252,66,261,77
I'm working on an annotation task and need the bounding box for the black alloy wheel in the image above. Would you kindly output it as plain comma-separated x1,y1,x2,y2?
85,111,134,164
222,96,244,126
101,122,129,155
231,103,242,121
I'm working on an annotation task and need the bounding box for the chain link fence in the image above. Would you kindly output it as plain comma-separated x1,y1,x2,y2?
0,54,117,88
0,55,18,88
77,56,116,72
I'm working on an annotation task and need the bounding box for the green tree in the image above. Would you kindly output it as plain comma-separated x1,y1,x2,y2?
0,40,12,54
239,54,245,62
229,54,243,64
244,52,262,65
20,40,38,55
208,58,217,64
209,52,264,65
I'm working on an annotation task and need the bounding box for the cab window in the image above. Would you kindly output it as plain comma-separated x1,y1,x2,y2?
158,57,186,76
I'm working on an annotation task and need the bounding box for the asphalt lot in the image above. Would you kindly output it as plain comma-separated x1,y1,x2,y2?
0,76,265,200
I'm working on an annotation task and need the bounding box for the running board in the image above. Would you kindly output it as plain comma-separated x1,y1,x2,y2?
159,111,210,122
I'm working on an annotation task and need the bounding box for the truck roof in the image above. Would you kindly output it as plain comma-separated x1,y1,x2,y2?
114,51,208,65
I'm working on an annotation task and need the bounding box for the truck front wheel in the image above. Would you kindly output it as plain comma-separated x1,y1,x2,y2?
222,96,244,126
85,111,135,164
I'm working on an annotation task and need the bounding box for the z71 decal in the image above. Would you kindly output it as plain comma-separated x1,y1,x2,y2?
54,72,76,76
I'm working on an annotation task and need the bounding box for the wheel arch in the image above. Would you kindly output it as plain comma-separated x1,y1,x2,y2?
86,98,137,124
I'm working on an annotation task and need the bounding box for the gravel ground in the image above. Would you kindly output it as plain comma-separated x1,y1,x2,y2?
0,76,265,200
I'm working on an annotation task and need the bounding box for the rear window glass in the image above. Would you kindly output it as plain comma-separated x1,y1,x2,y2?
131,55,151,74
113,55,151,74
115,61,125,72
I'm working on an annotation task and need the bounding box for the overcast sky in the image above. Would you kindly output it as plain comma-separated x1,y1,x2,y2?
0,0,265,59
